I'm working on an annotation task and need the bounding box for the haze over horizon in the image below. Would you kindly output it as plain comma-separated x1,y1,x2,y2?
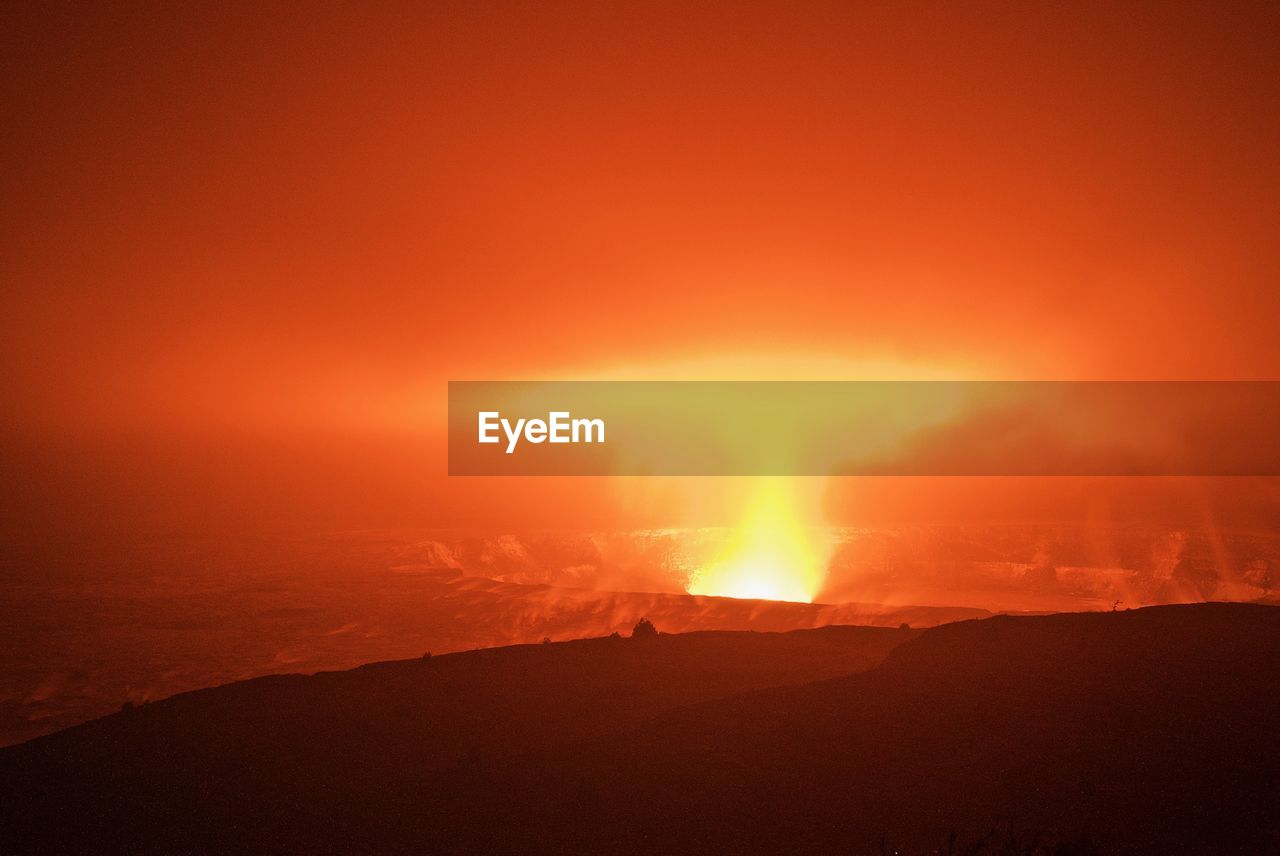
5,2,1280,536
4,5,1280,850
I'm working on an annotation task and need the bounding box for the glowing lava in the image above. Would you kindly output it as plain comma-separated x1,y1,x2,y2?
686,478,831,603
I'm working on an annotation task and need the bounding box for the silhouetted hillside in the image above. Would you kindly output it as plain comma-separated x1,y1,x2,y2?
0,625,911,853
0,533,987,749
518,603,1280,854
2,605,1277,853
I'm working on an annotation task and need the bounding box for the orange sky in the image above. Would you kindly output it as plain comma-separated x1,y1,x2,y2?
3,2,1280,533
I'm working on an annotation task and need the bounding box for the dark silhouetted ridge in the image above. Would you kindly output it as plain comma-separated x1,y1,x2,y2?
2,606,1278,854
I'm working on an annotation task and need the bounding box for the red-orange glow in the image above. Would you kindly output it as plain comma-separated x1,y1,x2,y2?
3,3,1280,565
4,8,1280,849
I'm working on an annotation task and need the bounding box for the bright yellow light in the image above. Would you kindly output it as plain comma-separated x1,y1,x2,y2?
686,478,831,603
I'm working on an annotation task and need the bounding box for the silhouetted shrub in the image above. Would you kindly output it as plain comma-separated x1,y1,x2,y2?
542,636,552,645
631,617,658,639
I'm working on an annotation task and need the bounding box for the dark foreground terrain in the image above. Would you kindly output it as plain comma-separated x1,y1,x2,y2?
0,529,988,749
1,604,1277,854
